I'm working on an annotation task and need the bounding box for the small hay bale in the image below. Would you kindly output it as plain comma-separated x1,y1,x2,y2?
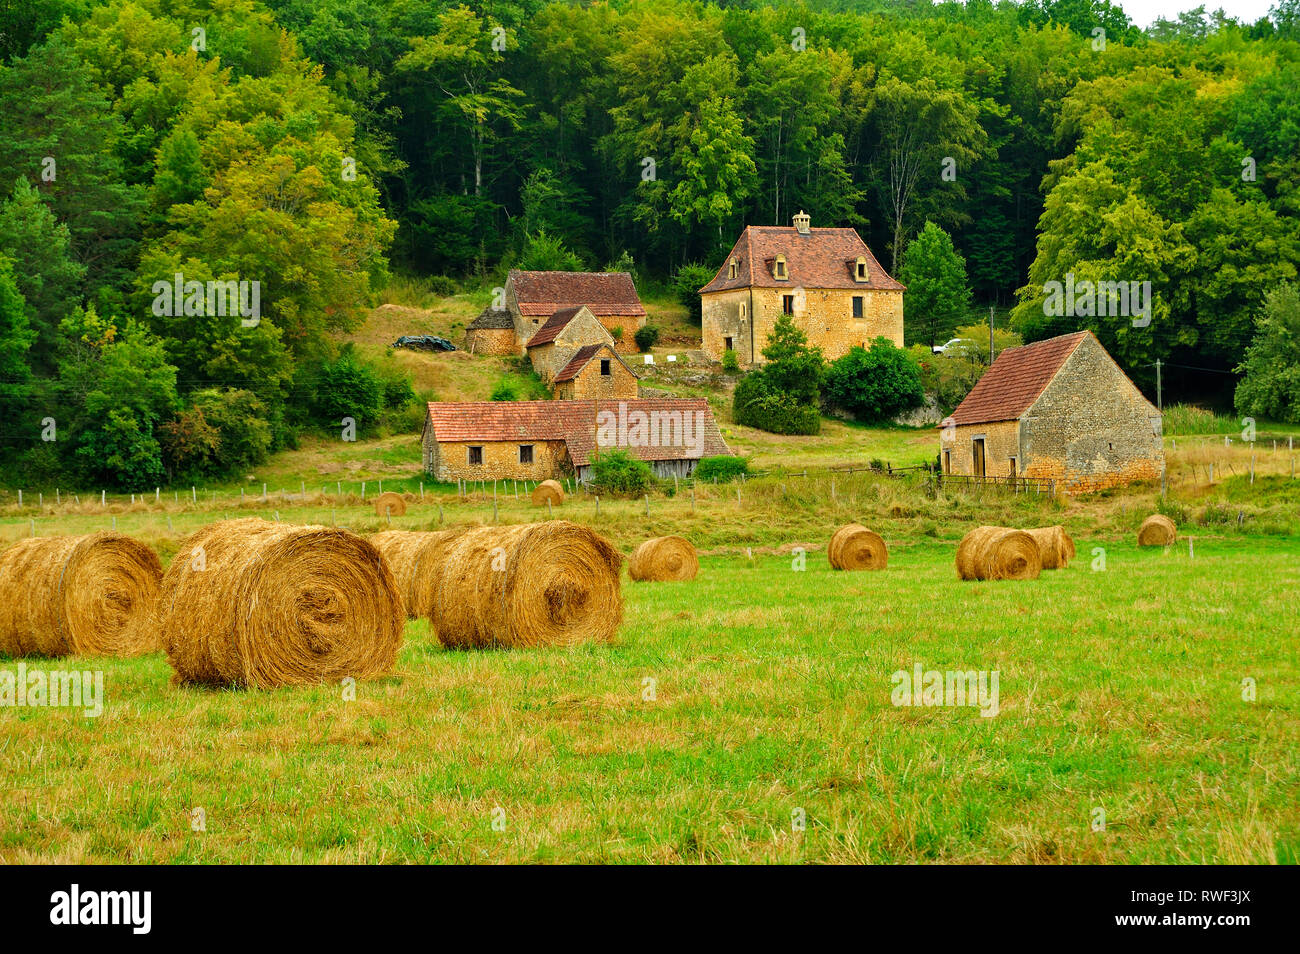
0,532,162,657
157,518,403,688
1137,514,1177,547
1025,525,1075,569
628,536,698,581
827,524,888,571
369,528,472,618
530,479,564,507
956,526,1042,581
374,491,407,517
426,521,621,649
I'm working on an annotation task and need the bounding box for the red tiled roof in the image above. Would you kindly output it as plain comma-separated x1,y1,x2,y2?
945,331,1090,427
699,225,904,293
424,399,729,465
525,306,584,348
553,344,639,383
509,270,646,317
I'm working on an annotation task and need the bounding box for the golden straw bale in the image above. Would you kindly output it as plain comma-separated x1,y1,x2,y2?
827,524,888,571
0,532,162,657
1025,526,1075,569
374,491,407,517
157,518,403,688
368,528,472,618
956,526,1042,581
425,521,621,649
1137,514,1177,547
628,536,698,581
531,479,564,506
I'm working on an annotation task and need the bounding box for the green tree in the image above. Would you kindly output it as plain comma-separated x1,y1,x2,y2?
900,222,972,348
1235,283,1300,424
0,254,34,410
758,312,825,406
824,338,925,423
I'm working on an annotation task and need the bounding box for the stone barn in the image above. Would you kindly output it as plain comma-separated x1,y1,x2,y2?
699,211,903,366
463,306,517,355
939,330,1163,493
525,305,616,383
421,399,729,483
552,344,639,401
506,269,646,354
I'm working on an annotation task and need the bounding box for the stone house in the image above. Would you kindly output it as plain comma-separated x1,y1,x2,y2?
552,343,639,401
525,305,616,383
506,269,646,354
939,330,1163,493
698,211,903,366
421,399,730,483
463,306,517,356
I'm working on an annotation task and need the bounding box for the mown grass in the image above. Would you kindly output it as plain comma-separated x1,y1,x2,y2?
0,476,1295,863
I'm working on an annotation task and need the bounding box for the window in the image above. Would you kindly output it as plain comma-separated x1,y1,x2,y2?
852,296,864,318
468,446,483,466
728,259,737,279
724,336,734,351
600,359,611,376
774,255,787,280
972,438,986,477
519,444,533,464
782,294,794,315
855,257,868,282
739,302,747,319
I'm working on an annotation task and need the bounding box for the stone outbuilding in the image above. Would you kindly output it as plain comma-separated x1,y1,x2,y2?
939,330,1163,493
463,306,517,355
506,269,646,354
420,399,730,483
699,211,903,366
553,343,640,401
525,305,616,383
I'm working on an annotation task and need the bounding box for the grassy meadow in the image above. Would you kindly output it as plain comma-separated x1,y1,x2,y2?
0,466,1296,864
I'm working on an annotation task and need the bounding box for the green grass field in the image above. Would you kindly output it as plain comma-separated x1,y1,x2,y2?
1,472,1295,864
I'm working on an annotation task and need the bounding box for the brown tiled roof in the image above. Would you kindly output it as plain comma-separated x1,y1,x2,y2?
945,331,1090,427
466,307,513,331
553,344,639,383
509,270,646,317
525,306,583,348
699,225,904,293
424,399,729,465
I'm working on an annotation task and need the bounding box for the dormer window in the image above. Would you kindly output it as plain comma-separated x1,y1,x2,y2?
855,257,868,282
774,255,787,280
728,259,738,279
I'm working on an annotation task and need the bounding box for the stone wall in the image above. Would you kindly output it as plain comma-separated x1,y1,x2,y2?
599,314,643,353
941,420,1021,477
554,360,639,400
426,438,568,482
464,328,517,356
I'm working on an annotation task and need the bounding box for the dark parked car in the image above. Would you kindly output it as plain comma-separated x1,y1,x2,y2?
392,334,456,352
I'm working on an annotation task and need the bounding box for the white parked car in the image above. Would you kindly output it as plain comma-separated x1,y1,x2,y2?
933,338,968,355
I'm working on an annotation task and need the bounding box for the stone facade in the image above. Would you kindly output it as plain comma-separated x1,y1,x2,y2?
464,327,517,356
527,307,614,382
599,314,642,353
505,270,646,357
940,333,1163,492
423,435,570,483
553,348,639,401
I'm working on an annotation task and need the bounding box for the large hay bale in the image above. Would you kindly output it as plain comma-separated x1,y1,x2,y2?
629,536,698,581
531,479,564,506
0,532,162,657
956,526,1042,581
374,491,407,517
425,521,621,649
1025,525,1075,569
369,528,472,618
157,518,403,688
827,524,888,571
1137,514,1177,547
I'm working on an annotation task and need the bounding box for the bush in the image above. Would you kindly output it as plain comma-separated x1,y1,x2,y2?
824,338,925,423
672,263,715,323
490,377,520,401
733,372,821,435
516,229,584,271
721,349,740,373
193,388,272,471
693,455,750,483
587,449,656,496
315,353,383,428
428,275,459,297
634,324,660,352
907,345,984,413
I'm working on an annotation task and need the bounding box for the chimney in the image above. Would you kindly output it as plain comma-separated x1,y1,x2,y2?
792,210,811,234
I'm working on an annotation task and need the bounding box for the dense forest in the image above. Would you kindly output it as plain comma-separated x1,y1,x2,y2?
0,0,1298,488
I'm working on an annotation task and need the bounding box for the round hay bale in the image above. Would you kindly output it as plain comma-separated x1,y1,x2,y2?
0,532,162,658
374,491,407,517
426,521,622,649
628,536,698,581
1025,525,1075,569
157,518,403,688
369,528,473,619
1137,514,1177,547
531,479,564,507
827,524,888,571
955,526,1042,581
